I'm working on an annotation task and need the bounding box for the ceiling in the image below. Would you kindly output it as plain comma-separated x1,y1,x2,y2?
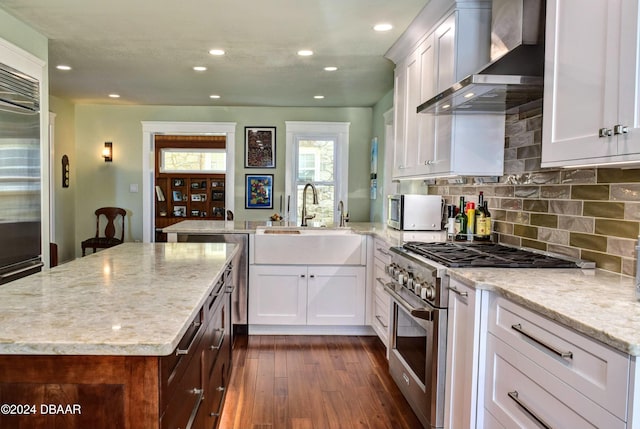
0,0,428,107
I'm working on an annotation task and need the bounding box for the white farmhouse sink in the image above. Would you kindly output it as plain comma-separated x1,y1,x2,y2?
252,227,365,265
256,226,354,235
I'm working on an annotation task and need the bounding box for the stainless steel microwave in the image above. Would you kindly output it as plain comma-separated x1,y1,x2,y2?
387,194,443,231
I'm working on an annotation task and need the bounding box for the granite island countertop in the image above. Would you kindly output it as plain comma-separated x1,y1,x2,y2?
449,267,640,356
0,242,237,356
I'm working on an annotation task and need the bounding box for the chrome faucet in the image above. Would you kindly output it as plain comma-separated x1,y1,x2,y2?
338,200,349,227
300,183,319,227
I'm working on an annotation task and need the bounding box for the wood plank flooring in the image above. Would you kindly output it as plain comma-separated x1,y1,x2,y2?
219,335,423,429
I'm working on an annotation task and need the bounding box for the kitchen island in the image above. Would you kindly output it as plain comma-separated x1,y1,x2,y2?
0,242,237,429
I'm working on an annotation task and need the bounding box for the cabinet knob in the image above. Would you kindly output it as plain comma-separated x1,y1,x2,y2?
300,274,305,278
614,124,629,135
599,127,613,137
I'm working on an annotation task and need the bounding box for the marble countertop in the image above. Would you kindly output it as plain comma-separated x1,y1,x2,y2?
162,219,447,246
0,242,237,356
449,267,640,356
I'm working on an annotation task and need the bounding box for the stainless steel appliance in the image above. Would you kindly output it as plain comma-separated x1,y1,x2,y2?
179,233,248,338
0,63,43,285
387,194,444,231
417,0,545,115
382,241,591,428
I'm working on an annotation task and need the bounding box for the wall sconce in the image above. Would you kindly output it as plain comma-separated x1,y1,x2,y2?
102,142,113,162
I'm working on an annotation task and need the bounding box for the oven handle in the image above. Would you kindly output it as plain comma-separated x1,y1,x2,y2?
379,278,436,322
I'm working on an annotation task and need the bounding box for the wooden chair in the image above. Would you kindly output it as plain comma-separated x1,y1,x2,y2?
81,207,126,256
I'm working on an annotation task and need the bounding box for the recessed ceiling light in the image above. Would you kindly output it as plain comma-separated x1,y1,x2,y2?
56,65,72,71
464,92,475,98
209,49,225,56
108,94,120,98
209,94,221,99
314,95,325,99
193,66,207,71
324,66,338,71
373,23,393,32
298,50,314,56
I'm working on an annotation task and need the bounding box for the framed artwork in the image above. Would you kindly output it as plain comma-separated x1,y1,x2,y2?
245,174,273,209
245,127,276,168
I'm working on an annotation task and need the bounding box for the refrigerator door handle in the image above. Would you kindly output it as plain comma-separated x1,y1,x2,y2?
0,262,44,280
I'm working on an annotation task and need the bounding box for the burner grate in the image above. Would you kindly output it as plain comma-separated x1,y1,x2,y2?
403,242,580,268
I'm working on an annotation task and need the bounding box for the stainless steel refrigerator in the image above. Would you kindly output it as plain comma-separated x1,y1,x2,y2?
0,63,43,284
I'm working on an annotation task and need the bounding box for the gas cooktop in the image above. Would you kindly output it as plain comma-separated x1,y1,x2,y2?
401,241,588,268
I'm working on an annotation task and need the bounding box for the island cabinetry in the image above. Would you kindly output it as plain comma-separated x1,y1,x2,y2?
542,0,640,167
484,295,629,428
0,260,234,429
372,238,392,351
249,265,365,326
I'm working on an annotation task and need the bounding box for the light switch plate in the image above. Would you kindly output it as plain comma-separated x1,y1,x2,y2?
129,184,139,193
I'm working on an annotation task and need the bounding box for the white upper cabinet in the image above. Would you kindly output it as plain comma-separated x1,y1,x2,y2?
388,1,505,179
541,0,640,167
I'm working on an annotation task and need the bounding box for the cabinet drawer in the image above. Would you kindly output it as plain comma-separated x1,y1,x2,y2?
488,295,629,419
160,333,205,429
374,293,390,330
374,238,392,264
485,334,625,429
160,309,205,411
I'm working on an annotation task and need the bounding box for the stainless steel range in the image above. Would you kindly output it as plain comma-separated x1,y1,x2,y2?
382,241,590,429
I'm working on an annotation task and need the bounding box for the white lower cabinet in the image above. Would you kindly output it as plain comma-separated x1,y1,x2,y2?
483,295,629,428
372,238,392,349
444,279,485,429
443,287,633,429
484,333,625,429
249,264,365,326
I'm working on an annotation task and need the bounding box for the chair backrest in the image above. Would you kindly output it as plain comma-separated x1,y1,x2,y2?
94,207,126,240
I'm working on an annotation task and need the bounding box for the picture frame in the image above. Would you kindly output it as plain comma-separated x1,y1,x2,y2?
173,178,185,187
173,205,186,217
172,190,183,202
245,127,276,168
245,174,273,209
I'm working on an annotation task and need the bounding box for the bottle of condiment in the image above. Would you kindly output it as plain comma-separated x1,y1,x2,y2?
465,202,475,239
454,197,467,241
475,191,489,241
484,200,491,239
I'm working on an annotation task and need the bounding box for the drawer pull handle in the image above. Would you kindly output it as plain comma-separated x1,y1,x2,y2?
210,329,225,350
511,324,573,360
377,248,391,256
447,286,468,297
508,391,553,429
175,320,202,356
184,388,205,429
209,387,227,417
375,315,388,328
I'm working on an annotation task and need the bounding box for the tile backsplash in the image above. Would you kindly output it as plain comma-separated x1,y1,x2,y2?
401,110,640,276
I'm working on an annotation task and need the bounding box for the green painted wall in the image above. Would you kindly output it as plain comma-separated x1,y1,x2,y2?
70,104,373,255
50,96,77,263
370,89,393,222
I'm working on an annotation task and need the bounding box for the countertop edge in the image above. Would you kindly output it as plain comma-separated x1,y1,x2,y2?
448,269,639,356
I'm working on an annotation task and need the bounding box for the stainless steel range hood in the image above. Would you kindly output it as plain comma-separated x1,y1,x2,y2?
418,0,545,115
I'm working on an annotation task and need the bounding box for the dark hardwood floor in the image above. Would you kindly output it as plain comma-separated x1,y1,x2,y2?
219,335,423,429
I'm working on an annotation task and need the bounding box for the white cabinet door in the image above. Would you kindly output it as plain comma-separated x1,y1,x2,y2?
542,0,640,167
307,266,366,325
444,280,481,429
392,62,409,178
248,265,307,325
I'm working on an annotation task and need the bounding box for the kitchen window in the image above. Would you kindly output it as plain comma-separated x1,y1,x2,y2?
285,121,349,225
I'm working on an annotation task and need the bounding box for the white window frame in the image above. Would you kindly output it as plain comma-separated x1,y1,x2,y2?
285,121,350,225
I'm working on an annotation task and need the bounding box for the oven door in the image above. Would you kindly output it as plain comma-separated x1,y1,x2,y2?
389,296,447,429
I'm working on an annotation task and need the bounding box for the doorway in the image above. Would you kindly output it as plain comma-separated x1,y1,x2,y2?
141,121,236,242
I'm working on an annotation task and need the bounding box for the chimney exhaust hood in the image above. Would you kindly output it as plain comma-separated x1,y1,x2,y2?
417,0,545,115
